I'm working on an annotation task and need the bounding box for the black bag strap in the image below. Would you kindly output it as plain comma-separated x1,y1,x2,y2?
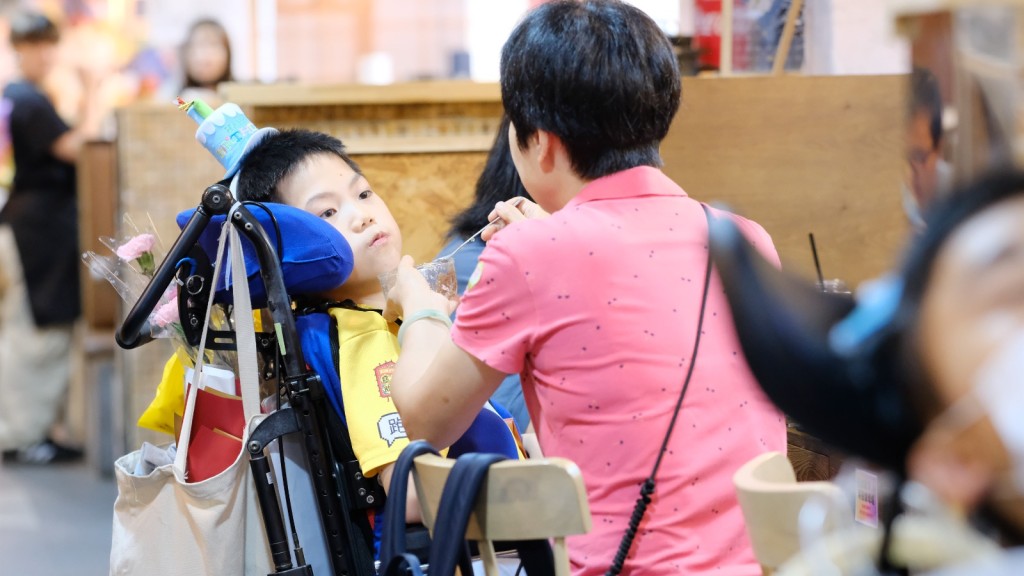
380,440,442,568
606,203,717,576
427,452,509,576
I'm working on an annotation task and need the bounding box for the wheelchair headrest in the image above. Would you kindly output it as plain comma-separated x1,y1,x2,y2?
707,213,921,471
176,202,354,306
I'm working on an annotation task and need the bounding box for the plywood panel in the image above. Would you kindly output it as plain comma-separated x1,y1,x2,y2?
78,141,119,330
355,152,485,262
662,75,909,288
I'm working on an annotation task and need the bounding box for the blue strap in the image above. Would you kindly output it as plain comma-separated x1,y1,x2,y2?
296,312,345,424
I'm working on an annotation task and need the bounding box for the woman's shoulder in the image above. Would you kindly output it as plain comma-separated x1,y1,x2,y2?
707,206,780,266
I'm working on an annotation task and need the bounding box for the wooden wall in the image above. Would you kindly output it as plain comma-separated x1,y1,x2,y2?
662,75,909,288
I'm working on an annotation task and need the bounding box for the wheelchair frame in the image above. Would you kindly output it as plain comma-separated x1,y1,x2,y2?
117,183,376,576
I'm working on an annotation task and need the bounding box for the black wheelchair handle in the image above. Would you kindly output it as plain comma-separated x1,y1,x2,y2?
115,184,232,349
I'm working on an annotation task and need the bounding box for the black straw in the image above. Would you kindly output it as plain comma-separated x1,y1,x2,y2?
809,233,825,290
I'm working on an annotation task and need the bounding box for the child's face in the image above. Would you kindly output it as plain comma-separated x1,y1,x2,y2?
277,153,402,296
14,41,58,84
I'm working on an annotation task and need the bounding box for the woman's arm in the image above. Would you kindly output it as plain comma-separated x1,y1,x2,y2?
384,256,507,447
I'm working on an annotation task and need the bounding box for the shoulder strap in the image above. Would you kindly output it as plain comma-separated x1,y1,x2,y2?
606,203,716,576
294,310,379,574
427,453,508,576
379,440,441,568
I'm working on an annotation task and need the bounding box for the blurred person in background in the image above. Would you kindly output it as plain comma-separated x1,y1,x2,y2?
177,18,232,107
0,11,103,464
904,67,952,230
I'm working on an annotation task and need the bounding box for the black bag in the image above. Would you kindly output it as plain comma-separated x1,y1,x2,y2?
380,441,555,576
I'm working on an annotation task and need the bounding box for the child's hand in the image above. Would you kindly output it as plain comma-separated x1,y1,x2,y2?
481,198,549,242
383,255,456,322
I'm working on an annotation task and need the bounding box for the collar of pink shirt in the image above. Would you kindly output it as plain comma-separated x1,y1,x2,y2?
564,165,688,209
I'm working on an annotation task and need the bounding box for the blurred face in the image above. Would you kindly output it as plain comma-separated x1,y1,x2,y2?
277,153,402,302
184,24,229,87
14,41,58,84
906,111,940,209
913,196,1024,526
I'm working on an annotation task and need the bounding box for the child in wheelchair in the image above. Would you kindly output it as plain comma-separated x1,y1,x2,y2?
233,128,525,557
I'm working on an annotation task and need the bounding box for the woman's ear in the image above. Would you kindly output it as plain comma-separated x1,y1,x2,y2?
535,129,561,173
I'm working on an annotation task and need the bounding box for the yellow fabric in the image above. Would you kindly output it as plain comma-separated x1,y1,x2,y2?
329,307,409,477
137,351,189,436
136,311,260,437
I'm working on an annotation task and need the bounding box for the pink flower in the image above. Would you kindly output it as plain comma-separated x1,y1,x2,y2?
116,234,156,261
151,299,180,327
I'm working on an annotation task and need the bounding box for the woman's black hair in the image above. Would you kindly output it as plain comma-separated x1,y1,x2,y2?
447,117,532,240
499,0,680,181
181,19,233,90
9,11,59,45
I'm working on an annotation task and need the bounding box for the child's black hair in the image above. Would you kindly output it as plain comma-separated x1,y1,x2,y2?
9,12,59,45
236,129,361,203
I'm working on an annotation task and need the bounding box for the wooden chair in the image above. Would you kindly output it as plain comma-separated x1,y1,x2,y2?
412,454,591,576
733,451,848,575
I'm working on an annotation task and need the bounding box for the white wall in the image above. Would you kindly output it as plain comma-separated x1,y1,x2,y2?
141,0,255,82
464,0,527,82
802,0,910,75
465,0,688,83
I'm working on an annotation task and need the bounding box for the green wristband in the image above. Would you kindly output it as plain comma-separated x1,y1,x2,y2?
397,309,453,347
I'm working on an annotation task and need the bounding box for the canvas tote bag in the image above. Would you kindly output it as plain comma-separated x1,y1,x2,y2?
110,217,273,575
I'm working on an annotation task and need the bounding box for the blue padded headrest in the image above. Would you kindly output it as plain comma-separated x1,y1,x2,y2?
175,202,354,305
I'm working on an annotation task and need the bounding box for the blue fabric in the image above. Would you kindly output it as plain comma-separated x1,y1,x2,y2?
438,236,531,430
372,507,385,557
448,401,521,459
176,202,354,306
296,312,346,423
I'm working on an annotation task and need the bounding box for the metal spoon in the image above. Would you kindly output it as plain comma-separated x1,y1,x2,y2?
439,196,525,259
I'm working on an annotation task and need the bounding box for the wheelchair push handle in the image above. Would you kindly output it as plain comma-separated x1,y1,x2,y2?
115,184,232,350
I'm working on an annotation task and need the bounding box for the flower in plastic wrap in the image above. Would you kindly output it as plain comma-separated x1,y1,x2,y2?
152,298,180,328
116,233,157,276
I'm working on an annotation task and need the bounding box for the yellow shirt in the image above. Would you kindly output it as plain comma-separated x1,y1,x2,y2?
329,307,407,477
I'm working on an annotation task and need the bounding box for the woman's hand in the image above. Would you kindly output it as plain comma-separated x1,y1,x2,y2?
481,197,550,242
383,255,456,321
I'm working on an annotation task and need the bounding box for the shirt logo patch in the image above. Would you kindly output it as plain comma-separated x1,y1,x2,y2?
466,261,484,293
375,361,396,398
378,412,407,446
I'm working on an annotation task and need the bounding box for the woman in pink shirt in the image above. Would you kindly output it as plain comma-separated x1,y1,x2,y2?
385,1,786,574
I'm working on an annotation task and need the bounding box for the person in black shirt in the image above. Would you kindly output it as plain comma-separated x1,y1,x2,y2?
0,11,102,464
